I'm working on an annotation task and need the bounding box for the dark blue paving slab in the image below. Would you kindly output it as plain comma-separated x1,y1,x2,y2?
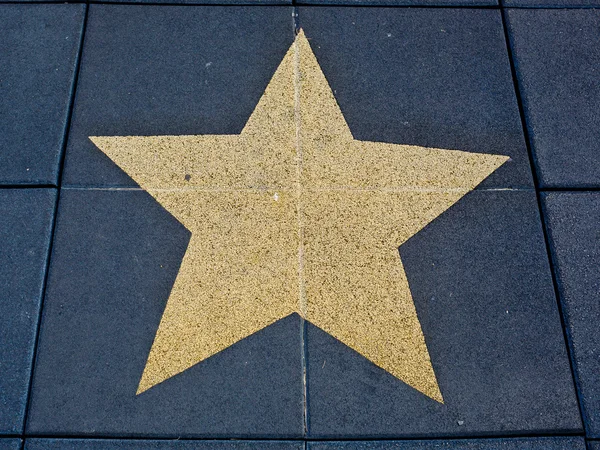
99,0,289,4
506,10,600,186
543,192,600,438
27,189,304,437
589,442,600,450
297,8,531,189
0,189,56,434
306,191,581,437
0,5,84,185
62,5,294,188
505,0,600,10
25,439,302,449
0,440,21,450
299,0,495,6
308,437,586,449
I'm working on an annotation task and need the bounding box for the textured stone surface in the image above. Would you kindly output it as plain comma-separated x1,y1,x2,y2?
306,191,581,437
298,0,495,5
27,189,304,437
507,10,600,186
62,5,294,188
2,0,287,6
308,437,586,449
0,189,56,433
505,0,600,9
543,192,600,438
25,439,302,450
0,4,83,184
0,440,21,450
96,0,288,4
297,7,531,189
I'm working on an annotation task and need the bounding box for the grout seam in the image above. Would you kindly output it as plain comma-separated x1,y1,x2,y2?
500,6,589,436
56,186,538,192
19,3,90,439
292,16,310,438
0,185,56,189
56,186,600,192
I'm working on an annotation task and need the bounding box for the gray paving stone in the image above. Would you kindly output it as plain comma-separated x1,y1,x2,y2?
98,0,289,4
62,5,294,188
25,439,302,449
507,10,600,186
298,0,495,6
0,189,56,433
306,191,581,437
297,7,532,189
0,440,21,450
0,5,84,184
504,0,600,10
543,192,600,438
26,189,304,437
308,437,586,449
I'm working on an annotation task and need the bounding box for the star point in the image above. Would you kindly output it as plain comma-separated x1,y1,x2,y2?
91,30,507,402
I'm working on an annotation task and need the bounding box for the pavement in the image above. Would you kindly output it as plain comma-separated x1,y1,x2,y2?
0,1,599,449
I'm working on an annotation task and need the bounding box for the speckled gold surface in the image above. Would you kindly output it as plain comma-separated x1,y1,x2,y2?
90,30,507,402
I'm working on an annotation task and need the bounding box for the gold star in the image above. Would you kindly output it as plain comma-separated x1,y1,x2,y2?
91,31,507,403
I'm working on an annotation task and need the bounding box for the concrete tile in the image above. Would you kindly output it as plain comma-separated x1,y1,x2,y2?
308,437,586,449
306,191,581,437
0,5,84,185
62,5,294,188
543,192,600,438
97,0,289,4
297,8,531,189
0,189,56,433
26,189,304,437
25,439,302,449
0,440,21,450
298,0,495,6
505,0,600,10
506,10,600,186
589,442,600,450
1,0,78,4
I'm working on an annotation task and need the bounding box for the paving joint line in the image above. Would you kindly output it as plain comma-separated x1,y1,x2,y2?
0,185,57,189
500,6,589,435
18,4,89,445
15,186,600,193
291,11,310,438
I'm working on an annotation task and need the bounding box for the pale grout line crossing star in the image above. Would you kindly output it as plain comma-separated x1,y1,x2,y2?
294,35,308,326
90,30,508,403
